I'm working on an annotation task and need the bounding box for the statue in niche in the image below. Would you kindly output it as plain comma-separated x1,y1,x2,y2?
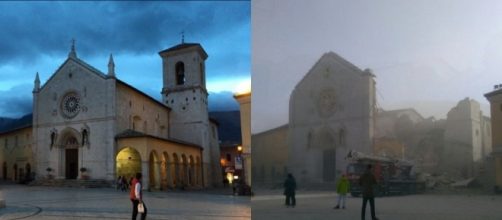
82,129,88,146
50,128,58,149
50,132,55,147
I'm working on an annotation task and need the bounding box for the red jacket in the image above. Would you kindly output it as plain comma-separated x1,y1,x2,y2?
129,178,141,200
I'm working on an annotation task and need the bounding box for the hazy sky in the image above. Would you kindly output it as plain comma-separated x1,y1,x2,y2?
252,0,501,134
0,1,250,118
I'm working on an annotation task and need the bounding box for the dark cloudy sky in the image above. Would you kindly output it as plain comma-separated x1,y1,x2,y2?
0,1,250,118
253,0,500,133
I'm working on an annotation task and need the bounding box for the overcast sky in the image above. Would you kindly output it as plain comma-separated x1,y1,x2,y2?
0,1,250,118
252,0,502,134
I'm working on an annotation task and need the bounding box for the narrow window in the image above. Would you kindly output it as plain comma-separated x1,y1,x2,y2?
175,62,185,85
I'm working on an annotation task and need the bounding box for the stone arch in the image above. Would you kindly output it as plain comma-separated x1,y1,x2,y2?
313,126,336,149
116,147,142,181
175,61,185,85
149,150,161,190
172,153,180,187
56,127,82,148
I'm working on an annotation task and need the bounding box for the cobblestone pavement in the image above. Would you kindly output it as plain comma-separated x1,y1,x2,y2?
0,184,250,220
252,190,502,220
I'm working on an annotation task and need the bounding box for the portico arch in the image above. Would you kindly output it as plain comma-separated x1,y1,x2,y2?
149,150,161,190
116,147,141,181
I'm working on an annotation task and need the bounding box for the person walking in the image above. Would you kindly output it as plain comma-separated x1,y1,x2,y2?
284,173,296,207
130,172,147,220
360,164,379,220
334,173,350,209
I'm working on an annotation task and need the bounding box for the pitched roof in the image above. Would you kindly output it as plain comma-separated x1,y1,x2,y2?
115,79,170,111
115,129,202,149
158,43,208,59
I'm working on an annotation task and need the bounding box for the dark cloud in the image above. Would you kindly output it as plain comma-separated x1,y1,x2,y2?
0,2,249,64
0,84,32,118
208,91,239,111
0,2,249,118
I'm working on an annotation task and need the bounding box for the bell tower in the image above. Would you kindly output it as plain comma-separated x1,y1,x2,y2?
159,42,211,185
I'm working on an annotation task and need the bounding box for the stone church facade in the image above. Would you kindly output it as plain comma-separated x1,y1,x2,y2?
10,41,222,189
288,52,376,184
253,52,376,186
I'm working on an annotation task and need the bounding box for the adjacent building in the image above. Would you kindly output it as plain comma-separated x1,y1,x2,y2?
484,86,502,190
443,98,491,178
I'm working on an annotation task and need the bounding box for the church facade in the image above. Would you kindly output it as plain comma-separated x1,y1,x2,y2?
288,52,376,184
2,41,222,189
253,52,376,186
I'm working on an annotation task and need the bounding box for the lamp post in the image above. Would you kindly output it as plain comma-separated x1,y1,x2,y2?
237,145,244,181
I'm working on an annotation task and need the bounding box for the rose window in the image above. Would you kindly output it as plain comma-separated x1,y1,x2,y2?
61,92,81,119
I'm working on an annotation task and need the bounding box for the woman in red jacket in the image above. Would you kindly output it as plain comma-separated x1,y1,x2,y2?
130,172,147,220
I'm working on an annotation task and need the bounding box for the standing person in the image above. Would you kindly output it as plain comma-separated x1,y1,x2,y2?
130,173,147,220
359,165,379,220
121,176,127,192
116,176,122,190
284,173,296,207
334,173,350,209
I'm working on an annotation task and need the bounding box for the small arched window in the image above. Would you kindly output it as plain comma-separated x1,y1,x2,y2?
175,62,185,85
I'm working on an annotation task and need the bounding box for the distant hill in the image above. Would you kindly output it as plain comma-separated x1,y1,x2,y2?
209,110,241,146
0,113,32,133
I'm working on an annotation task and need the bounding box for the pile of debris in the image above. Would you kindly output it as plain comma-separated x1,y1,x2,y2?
418,172,484,190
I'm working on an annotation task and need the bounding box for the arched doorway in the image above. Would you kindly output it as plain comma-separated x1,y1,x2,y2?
314,127,336,182
116,147,141,181
149,151,161,190
64,136,79,179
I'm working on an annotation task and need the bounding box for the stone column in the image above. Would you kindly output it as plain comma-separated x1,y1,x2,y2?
141,161,150,190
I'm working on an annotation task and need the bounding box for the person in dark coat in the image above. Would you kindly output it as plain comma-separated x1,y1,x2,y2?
284,173,296,207
359,164,379,220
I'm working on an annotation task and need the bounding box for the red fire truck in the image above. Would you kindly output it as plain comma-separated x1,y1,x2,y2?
345,150,425,197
